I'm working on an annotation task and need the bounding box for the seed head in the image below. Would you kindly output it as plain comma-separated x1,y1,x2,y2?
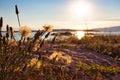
15,5,19,14
0,17,3,27
10,27,13,33
19,26,31,38
6,25,9,32
49,51,63,61
43,24,53,32
61,55,72,64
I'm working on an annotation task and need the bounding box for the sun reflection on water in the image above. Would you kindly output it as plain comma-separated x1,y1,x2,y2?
76,31,85,39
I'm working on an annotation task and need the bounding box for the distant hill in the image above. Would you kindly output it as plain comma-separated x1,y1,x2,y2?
53,29,99,32
3,26,119,32
94,26,120,32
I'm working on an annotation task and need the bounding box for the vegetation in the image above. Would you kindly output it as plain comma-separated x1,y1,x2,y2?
54,34,120,61
79,35,120,61
0,19,56,79
77,61,120,80
0,5,120,80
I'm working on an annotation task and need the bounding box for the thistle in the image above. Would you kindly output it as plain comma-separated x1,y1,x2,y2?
19,26,31,40
43,24,53,32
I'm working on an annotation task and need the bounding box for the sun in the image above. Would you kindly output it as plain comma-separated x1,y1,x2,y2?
70,0,92,19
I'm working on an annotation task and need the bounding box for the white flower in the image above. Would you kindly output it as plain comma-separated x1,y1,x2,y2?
19,26,31,37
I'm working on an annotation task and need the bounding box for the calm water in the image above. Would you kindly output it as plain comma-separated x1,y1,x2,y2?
2,31,120,40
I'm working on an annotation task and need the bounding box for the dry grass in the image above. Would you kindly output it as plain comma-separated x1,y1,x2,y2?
79,35,120,61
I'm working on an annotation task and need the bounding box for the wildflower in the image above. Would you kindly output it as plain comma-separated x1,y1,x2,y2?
19,26,31,38
61,55,72,64
49,51,72,64
49,51,62,61
30,58,42,69
43,24,53,32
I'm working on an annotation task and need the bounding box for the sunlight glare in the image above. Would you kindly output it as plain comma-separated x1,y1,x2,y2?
70,0,92,19
76,31,85,39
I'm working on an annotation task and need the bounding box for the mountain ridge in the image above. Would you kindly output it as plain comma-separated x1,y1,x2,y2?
94,26,120,32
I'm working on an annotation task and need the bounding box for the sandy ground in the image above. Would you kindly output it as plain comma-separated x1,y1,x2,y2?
34,43,120,79
41,44,120,66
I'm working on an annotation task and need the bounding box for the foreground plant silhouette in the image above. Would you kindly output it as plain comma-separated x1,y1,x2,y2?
0,19,54,79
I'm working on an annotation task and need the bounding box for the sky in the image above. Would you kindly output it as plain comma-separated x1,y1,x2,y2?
0,0,120,30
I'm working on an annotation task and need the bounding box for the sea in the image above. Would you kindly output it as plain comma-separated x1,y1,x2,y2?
2,31,120,41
